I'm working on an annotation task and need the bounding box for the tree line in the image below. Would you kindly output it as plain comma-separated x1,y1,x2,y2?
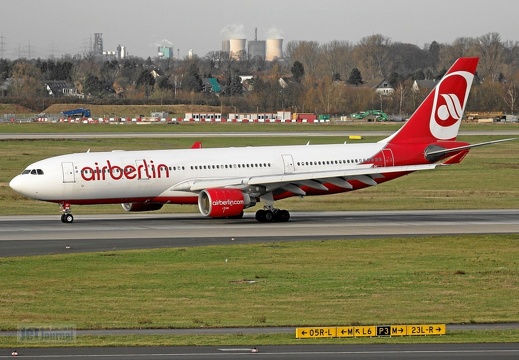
0,32,517,115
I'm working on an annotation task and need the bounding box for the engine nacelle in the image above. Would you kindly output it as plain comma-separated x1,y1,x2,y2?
198,188,253,218
121,202,164,212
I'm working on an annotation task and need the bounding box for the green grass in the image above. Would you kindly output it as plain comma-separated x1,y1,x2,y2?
1,120,518,133
1,330,519,348
0,235,517,332
2,121,397,133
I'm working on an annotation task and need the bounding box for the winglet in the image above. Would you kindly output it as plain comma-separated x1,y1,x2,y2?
191,141,202,149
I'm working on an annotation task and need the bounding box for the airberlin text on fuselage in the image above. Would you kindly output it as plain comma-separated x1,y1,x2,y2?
80,159,170,181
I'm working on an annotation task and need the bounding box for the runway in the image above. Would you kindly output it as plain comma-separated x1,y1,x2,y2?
0,209,518,257
2,343,519,359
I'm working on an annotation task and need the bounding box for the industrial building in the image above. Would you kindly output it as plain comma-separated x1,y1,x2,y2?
222,28,283,61
158,46,174,59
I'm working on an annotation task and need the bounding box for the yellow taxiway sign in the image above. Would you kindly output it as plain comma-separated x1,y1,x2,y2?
296,324,445,339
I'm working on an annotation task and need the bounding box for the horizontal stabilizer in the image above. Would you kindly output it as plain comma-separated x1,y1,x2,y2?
426,138,516,158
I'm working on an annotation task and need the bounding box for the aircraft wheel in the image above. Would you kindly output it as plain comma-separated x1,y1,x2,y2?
263,210,274,222
277,210,290,222
255,209,265,222
61,214,74,223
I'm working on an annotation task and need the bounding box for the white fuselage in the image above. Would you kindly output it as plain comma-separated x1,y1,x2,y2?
10,142,387,204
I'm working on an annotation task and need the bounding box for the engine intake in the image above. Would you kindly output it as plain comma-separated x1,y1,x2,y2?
198,188,253,218
121,202,164,212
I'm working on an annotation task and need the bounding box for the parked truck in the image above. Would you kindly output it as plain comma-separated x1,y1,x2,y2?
62,108,91,118
349,109,388,121
495,114,518,122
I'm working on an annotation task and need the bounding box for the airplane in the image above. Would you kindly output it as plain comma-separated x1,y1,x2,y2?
9,57,514,223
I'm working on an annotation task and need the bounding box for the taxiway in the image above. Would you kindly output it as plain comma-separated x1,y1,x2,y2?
1,210,518,257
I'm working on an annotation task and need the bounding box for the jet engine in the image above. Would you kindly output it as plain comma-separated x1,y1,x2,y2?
198,188,254,218
121,202,164,212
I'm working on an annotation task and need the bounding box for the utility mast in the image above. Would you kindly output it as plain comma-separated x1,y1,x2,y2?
93,33,103,55
0,35,6,58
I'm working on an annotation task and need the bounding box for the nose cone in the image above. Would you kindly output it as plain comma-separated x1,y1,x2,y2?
9,175,24,194
9,174,39,199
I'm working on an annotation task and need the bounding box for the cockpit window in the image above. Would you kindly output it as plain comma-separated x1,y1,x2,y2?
25,169,44,175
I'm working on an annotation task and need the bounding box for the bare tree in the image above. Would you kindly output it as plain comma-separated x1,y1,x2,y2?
352,34,392,79
10,60,44,98
319,40,354,81
395,80,411,115
503,71,519,113
438,37,476,71
284,41,322,77
475,32,504,82
310,76,343,114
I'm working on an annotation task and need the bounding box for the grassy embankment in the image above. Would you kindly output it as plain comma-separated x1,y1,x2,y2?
1,104,227,120
0,235,517,347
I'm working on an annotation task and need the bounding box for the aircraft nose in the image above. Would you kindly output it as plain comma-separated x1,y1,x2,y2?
9,174,34,198
9,175,23,194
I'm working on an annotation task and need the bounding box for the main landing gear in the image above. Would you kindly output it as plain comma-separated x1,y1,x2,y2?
255,207,290,223
60,203,74,223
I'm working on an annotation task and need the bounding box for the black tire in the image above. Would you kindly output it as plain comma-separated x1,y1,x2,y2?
64,214,74,223
263,210,274,222
255,209,265,222
278,210,290,222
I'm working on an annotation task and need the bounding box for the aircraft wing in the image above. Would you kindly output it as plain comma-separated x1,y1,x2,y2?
172,164,438,195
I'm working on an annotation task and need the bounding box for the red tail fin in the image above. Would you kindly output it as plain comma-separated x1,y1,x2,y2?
384,57,479,145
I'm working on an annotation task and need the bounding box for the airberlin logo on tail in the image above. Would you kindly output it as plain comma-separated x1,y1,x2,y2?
430,71,474,140
438,93,463,123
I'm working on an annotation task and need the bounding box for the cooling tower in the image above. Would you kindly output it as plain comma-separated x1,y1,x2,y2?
266,38,283,61
229,38,246,59
222,40,230,53
248,40,266,59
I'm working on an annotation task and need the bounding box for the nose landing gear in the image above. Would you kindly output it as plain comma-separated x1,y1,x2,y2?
59,203,74,223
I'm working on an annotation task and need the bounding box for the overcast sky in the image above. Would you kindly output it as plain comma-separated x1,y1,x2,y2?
1,0,518,60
